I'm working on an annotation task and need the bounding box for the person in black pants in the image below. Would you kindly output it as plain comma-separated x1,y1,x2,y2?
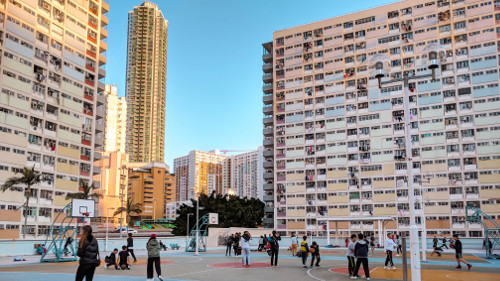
226,234,234,256
146,234,163,281
76,225,99,281
351,233,370,280
269,230,281,267
441,237,449,250
310,241,320,267
127,233,137,262
452,234,471,270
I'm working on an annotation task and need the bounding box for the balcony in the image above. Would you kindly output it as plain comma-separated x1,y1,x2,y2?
263,138,273,146
263,94,273,104
263,127,273,136
263,150,273,157
263,106,273,115
262,53,273,62
263,183,274,191
264,206,274,213
98,67,106,79
263,172,274,179
263,117,273,125
262,84,273,94
263,161,274,169
263,73,273,83
263,194,274,202
263,63,273,73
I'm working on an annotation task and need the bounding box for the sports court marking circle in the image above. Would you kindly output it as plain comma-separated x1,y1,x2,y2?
133,259,176,265
208,262,271,268
329,267,374,275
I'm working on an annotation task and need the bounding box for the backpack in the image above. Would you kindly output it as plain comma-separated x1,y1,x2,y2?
269,237,278,249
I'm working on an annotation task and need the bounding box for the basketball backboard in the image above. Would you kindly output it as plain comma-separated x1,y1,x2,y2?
209,213,219,225
71,199,95,218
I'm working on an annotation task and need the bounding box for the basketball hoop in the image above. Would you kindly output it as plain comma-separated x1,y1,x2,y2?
81,212,89,217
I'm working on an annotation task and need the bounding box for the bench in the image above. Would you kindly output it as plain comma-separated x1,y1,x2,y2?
170,243,180,250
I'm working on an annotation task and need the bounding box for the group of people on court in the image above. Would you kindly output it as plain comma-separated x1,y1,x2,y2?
74,226,164,281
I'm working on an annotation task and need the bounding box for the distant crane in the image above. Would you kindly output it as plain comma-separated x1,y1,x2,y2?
219,149,253,155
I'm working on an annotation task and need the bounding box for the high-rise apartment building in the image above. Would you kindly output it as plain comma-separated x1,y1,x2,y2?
268,0,500,238
103,83,126,153
125,1,168,163
0,0,108,239
228,147,265,201
127,162,174,220
262,42,275,228
174,150,227,201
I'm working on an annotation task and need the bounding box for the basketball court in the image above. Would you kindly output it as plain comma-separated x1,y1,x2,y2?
0,247,498,281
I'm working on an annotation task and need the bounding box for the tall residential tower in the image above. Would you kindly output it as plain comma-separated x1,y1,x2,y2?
268,0,500,238
0,0,109,239
125,1,168,163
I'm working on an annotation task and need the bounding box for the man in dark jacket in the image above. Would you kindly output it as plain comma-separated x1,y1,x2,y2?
105,248,119,269
226,234,234,256
351,233,370,280
269,230,281,267
127,233,137,262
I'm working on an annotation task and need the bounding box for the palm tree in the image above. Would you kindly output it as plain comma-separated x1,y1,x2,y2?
65,180,102,200
0,167,43,239
114,198,143,227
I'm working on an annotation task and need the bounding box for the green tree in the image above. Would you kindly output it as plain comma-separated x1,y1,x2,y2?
172,192,265,236
0,167,43,239
65,180,102,200
113,198,143,226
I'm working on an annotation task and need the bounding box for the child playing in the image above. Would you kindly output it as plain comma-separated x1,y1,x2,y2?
310,241,320,267
300,236,309,268
452,234,471,270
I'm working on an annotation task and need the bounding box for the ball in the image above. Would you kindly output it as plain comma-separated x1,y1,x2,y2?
310,248,315,253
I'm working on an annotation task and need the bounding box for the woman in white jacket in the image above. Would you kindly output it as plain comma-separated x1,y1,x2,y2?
384,233,396,270
240,231,252,266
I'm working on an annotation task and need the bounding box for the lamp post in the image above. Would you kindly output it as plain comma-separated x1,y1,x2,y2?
105,207,115,252
187,213,192,238
369,44,445,281
119,164,126,238
194,190,200,256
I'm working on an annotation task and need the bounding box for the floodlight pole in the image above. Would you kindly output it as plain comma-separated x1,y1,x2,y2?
194,191,200,256
106,207,114,252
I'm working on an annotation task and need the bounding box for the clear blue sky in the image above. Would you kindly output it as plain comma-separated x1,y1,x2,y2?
105,0,395,167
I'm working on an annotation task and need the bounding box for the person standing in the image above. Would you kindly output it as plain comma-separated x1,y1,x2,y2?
300,236,309,268
351,233,370,280
240,231,252,266
226,234,234,256
347,234,357,278
370,235,375,254
233,233,240,257
384,233,396,270
291,232,298,257
310,241,320,267
127,233,137,263
75,225,99,281
452,234,471,270
146,234,164,281
269,230,281,267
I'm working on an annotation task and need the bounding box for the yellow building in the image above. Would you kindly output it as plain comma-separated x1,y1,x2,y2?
174,150,227,201
127,162,175,221
92,151,128,228
125,2,168,163
103,84,126,153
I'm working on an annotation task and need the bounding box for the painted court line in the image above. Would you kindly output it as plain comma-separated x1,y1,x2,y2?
307,268,325,281
0,272,194,281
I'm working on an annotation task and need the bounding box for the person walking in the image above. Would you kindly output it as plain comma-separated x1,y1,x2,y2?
310,241,320,268
75,225,100,281
384,233,396,270
452,234,471,270
351,233,370,280
300,236,309,268
240,231,252,266
291,232,298,257
395,235,402,256
347,234,357,278
226,234,234,256
127,233,137,263
233,233,240,257
146,234,163,281
269,230,281,267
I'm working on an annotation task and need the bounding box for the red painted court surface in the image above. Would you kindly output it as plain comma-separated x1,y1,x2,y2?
208,262,272,268
329,267,374,276
320,250,342,254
